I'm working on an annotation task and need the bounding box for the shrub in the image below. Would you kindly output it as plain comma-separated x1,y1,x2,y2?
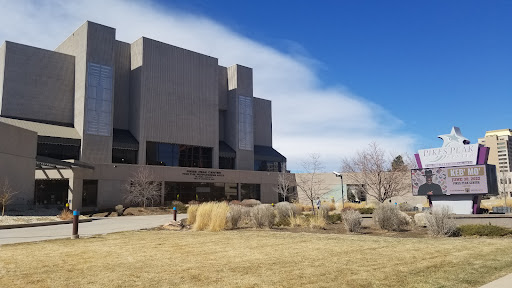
275,202,299,223
229,200,241,206
188,200,200,205
373,204,411,231
227,204,244,229
292,202,305,212
115,204,124,216
251,204,276,228
193,202,229,231
187,204,199,225
424,206,457,237
327,213,342,223
357,207,374,214
171,201,187,213
241,199,261,207
319,205,330,220
289,213,308,227
321,201,336,211
342,210,363,233
57,208,73,220
309,213,326,229
458,224,512,237
398,202,414,212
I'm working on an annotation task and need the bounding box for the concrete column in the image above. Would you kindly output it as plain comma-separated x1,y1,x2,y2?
68,177,83,210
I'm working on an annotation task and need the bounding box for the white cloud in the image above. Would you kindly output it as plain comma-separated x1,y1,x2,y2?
0,0,417,171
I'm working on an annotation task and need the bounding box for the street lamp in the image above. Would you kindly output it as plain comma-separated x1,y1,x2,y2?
333,171,344,209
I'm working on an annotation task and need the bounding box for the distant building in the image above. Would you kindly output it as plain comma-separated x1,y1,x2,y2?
0,21,288,211
478,129,512,172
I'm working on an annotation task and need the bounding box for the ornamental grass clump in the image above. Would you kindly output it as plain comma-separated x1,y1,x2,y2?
57,208,73,220
187,204,199,225
251,204,276,228
341,210,363,233
309,213,326,229
373,204,411,231
275,202,299,221
193,202,229,231
289,213,308,227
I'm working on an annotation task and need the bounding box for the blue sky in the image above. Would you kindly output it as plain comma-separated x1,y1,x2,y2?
0,0,510,171
162,0,512,146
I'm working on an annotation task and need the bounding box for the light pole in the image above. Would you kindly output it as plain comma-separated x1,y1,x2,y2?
333,171,344,209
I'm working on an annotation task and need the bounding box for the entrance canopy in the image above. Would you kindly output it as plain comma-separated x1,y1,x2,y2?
36,156,94,170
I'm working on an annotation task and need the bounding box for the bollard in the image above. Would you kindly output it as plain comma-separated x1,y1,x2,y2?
173,207,177,221
71,210,80,239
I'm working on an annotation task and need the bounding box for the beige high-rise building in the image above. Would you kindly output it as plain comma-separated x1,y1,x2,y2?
478,129,512,172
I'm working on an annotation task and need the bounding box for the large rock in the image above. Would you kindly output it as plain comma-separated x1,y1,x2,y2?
414,213,428,227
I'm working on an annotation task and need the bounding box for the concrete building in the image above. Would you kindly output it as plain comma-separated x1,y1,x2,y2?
478,129,512,173
295,172,426,207
0,21,287,211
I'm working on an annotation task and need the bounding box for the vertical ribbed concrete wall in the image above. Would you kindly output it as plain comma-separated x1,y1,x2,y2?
0,43,5,113
131,38,219,166
113,41,131,130
0,42,75,124
56,22,115,164
253,97,272,146
227,64,254,170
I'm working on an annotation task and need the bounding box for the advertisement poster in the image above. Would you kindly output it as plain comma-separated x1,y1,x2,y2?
412,165,488,195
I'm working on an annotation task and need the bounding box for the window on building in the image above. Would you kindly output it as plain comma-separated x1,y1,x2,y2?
37,143,80,160
112,148,138,164
240,184,260,200
219,157,235,169
254,160,285,172
82,180,98,207
146,142,212,168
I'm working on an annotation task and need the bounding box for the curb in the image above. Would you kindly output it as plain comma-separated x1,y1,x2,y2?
0,218,94,230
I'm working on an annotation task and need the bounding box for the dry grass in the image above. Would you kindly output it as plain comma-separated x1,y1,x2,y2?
309,213,326,229
321,201,336,211
57,209,73,220
338,201,374,210
2,230,512,287
481,198,512,210
193,202,229,231
186,205,199,225
289,213,308,227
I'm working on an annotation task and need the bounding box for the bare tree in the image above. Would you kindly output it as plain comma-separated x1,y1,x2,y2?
342,142,409,203
125,167,161,208
273,171,294,202
0,179,17,216
296,154,328,213
499,171,510,206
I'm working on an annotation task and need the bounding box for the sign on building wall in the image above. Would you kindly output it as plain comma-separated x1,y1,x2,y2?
238,95,253,150
412,165,489,195
85,62,112,136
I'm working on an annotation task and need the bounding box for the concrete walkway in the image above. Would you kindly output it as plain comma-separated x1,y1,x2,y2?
480,273,512,288
0,214,186,245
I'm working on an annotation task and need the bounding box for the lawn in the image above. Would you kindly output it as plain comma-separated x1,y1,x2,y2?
1,229,512,288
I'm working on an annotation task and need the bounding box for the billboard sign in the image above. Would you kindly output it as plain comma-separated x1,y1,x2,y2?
418,144,479,168
412,165,489,196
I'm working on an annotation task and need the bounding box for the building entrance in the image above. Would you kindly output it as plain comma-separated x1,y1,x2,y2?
34,179,69,206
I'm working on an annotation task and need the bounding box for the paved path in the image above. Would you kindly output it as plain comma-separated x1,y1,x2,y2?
480,273,512,288
0,214,187,245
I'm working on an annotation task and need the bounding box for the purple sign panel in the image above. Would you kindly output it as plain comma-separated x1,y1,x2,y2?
412,165,488,196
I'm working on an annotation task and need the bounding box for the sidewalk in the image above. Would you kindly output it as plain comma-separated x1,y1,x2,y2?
0,214,186,245
480,273,512,288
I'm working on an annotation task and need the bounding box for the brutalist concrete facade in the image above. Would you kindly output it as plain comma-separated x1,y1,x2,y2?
0,21,288,210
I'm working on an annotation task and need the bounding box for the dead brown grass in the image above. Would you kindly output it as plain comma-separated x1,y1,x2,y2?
1,230,512,288
57,209,73,220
